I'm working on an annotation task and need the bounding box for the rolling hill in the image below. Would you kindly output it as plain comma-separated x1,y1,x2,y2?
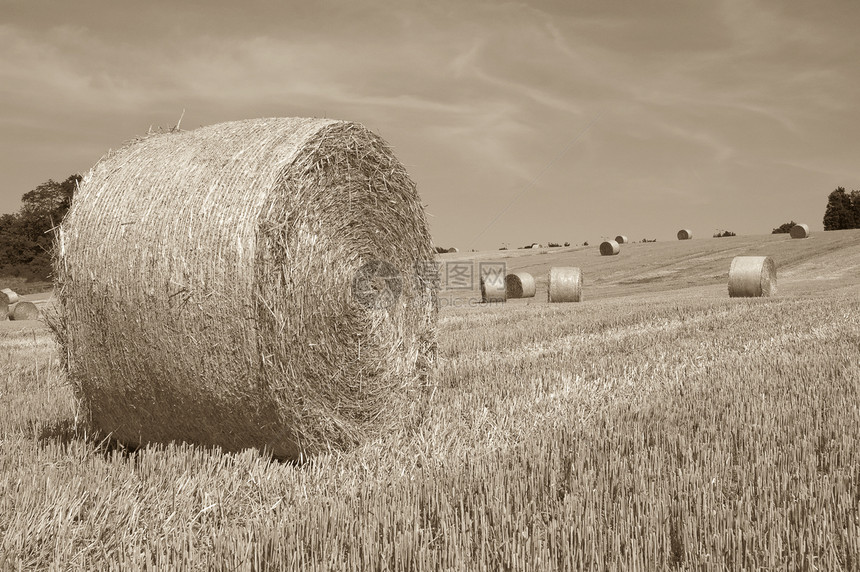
436,228,860,304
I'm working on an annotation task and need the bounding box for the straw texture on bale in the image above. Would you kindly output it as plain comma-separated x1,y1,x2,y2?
614,235,628,244
599,240,620,256
10,301,39,321
548,267,582,303
505,271,536,299
1,288,18,305
789,223,810,239
53,117,438,460
480,273,506,303
728,256,777,298
0,298,7,320
677,229,693,240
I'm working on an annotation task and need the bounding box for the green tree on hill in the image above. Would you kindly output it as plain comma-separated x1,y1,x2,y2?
0,174,80,280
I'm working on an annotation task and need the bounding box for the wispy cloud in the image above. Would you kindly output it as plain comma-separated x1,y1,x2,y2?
1,1,858,245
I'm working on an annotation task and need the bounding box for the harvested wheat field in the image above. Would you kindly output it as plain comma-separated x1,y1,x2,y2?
2,229,860,569
52,117,437,460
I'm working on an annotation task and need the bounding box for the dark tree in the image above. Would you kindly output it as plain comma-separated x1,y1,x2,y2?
823,187,855,230
0,174,80,280
772,221,797,234
852,190,860,229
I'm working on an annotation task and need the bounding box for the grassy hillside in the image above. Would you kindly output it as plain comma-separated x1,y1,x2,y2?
1,229,858,569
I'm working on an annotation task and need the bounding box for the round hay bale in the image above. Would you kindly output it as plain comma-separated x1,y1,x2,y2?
548,267,582,303
1,288,19,305
10,301,40,321
789,223,810,239
728,256,777,298
614,235,628,244
480,273,507,303
599,240,620,256
53,117,438,460
677,229,693,240
505,271,536,299
0,298,7,320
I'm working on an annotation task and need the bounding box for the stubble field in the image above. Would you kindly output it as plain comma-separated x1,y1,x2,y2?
1,230,859,570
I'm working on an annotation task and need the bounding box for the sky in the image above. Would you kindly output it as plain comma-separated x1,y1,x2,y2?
2,0,858,250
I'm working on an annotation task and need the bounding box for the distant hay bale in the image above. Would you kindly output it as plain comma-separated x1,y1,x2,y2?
505,272,536,299
599,240,620,256
1,288,19,305
548,267,582,303
677,229,693,240
728,256,777,298
789,224,810,239
52,117,437,460
614,235,628,244
10,301,40,321
480,273,507,303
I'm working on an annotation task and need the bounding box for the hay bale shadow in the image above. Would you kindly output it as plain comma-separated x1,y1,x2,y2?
38,419,138,460
37,419,305,466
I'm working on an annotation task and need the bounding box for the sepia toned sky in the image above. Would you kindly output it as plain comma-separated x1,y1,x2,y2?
2,0,858,249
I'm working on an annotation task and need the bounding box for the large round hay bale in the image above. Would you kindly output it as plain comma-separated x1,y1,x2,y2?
480,273,507,303
505,271,536,299
728,256,776,298
10,301,40,321
53,117,438,460
677,229,693,240
789,223,810,239
1,288,19,305
548,267,582,303
599,240,620,256
614,235,628,244
0,298,7,320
